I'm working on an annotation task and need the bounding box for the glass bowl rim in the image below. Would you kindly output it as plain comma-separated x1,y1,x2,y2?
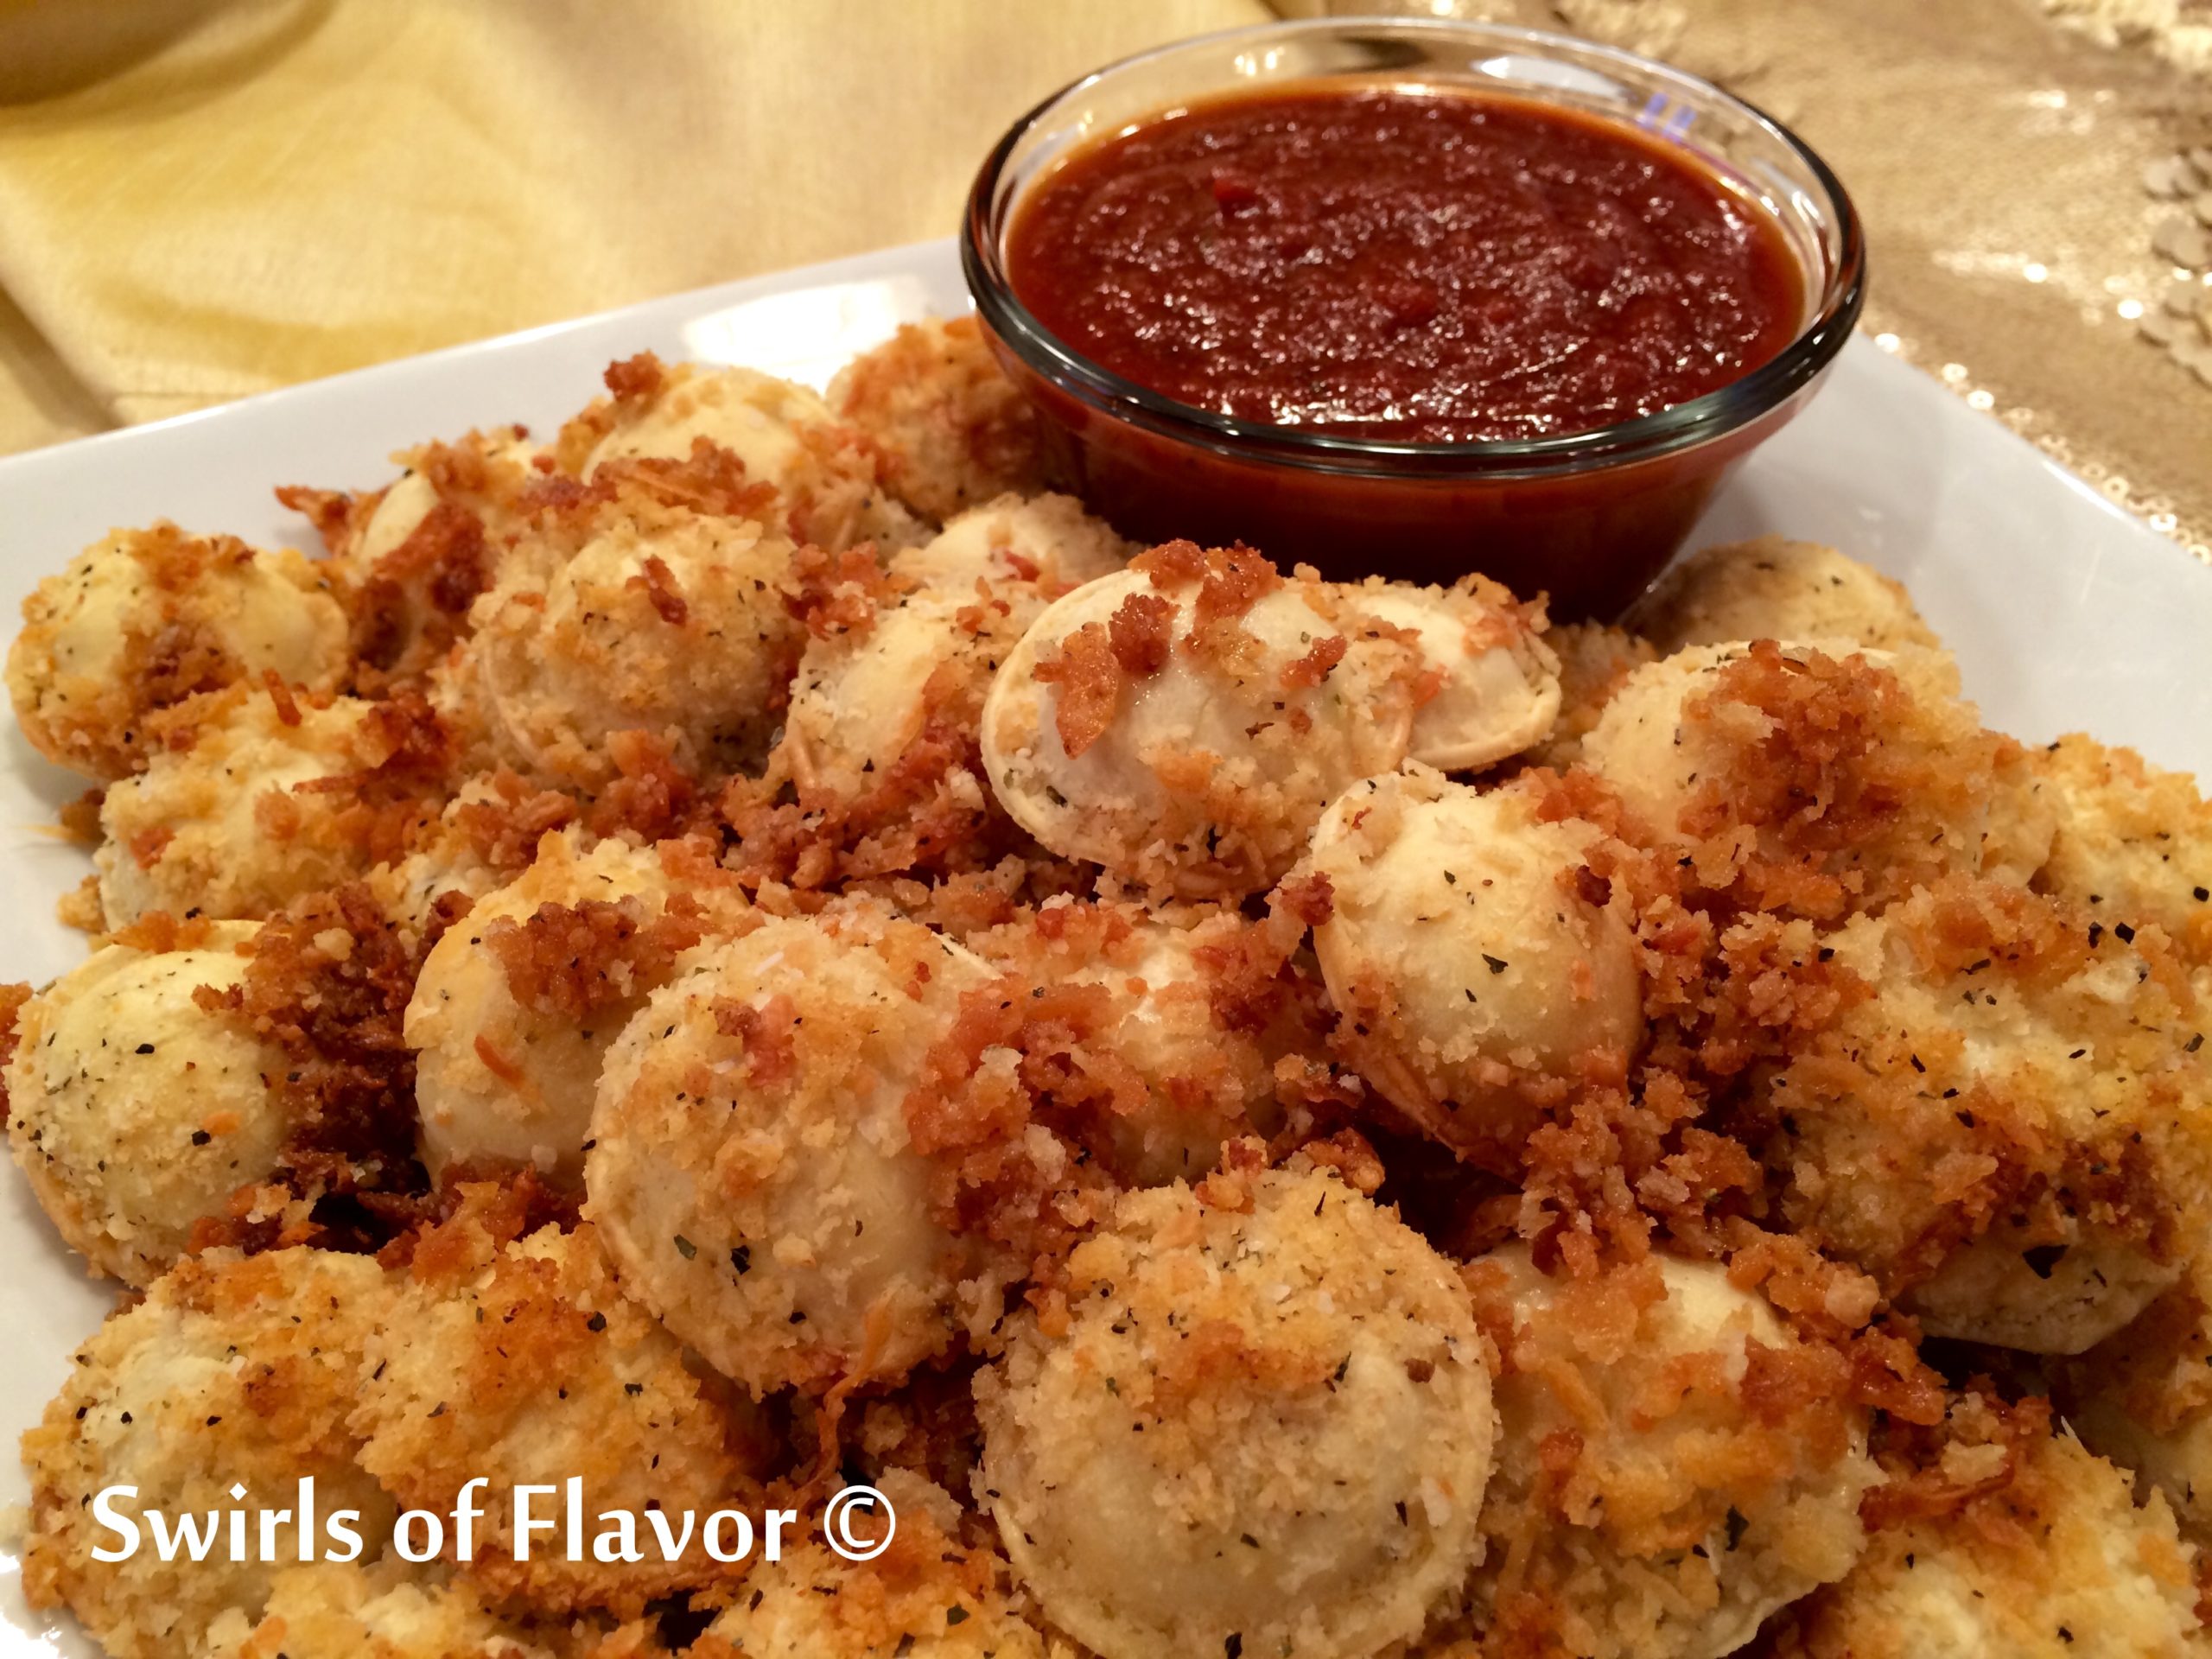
962,14,1867,479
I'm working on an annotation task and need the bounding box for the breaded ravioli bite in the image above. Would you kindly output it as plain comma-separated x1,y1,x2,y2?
407,831,745,1184
981,543,1557,897
1625,536,1940,656
559,353,920,550
202,1560,555,1659
31,346,2212,1659
289,426,538,569
965,899,1302,1185
1305,767,1643,1166
585,905,1006,1395
2027,733,2212,968
1523,620,1658,770
283,425,541,683
1582,639,1999,918
2060,1261,2212,1541
1463,1247,1876,1659
363,831,507,940
760,496,1125,882
1338,578,1562,771
1788,1395,2202,1659
8,523,348,780
974,1162,1496,1659
891,491,1131,597
96,686,448,927
692,1474,1047,1658
829,314,1051,524
353,1218,756,1613
1756,877,2210,1354
781,588,1020,810
8,921,291,1283
783,499,1123,814
20,1249,397,1659
779,583,1004,818
450,458,807,788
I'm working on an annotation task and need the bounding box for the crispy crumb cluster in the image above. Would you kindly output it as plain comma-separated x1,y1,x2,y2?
4,342,2209,1659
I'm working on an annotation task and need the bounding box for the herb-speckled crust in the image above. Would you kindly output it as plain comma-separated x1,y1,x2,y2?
7,921,289,1284
6,524,347,782
1461,1247,1876,1659
96,688,439,928
1581,638,2006,919
1786,1395,2200,1659
690,1474,1053,1659
20,1249,397,1659
828,315,1052,526
201,1560,556,1659
975,1163,1497,1659
1624,536,1941,657
2027,732,2212,970
1758,876,2212,1355
406,830,748,1184
352,1220,761,1616
1304,766,1644,1169
558,356,923,554
445,474,810,789
980,544,1556,900
584,903,1007,1396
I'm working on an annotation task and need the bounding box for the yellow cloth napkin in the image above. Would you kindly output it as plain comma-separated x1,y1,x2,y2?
0,0,1265,454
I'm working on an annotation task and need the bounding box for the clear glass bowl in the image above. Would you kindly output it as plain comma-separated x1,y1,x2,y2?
963,16,1866,619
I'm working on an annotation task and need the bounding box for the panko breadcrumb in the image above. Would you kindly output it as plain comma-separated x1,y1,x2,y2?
779,582,1025,806
963,897,1306,1185
1463,1246,1876,1659
757,494,1124,887
981,544,1556,898
1751,875,2211,1353
445,453,808,788
200,1560,556,1659
829,315,1051,524
1583,639,1999,919
353,1214,760,1614
12,341,2212,1659
1783,1395,2200,1659
407,830,746,1184
585,903,1009,1395
96,686,447,928
20,1249,397,1659
691,1473,1049,1658
975,1160,1496,1659
6,524,347,780
283,424,541,684
558,353,921,552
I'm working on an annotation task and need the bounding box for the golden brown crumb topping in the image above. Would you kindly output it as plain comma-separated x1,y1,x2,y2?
10,346,2208,1659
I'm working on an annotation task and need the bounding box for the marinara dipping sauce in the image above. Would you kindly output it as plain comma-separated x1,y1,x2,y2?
966,40,1861,619
1004,88,1803,446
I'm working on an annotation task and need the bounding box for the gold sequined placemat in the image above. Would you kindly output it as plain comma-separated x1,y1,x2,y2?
1285,0,2212,560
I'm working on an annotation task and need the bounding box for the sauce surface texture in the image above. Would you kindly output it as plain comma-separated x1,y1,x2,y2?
1006,86,1804,444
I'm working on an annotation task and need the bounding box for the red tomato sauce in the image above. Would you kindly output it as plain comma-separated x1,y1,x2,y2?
1005,86,1804,445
